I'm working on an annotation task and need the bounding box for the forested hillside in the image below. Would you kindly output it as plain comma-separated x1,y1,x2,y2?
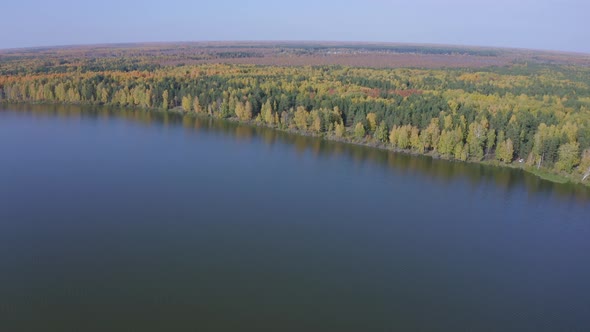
2,43,590,183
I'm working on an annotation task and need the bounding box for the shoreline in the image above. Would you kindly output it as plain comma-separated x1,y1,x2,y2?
3,101,589,188
186,108,589,188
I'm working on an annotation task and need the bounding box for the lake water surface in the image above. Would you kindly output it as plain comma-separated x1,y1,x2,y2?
1,105,590,331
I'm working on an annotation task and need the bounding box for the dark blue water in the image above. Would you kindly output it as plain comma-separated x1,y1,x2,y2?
1,105,590,332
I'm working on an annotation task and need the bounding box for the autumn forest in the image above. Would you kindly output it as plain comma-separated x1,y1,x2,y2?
2,42,590,184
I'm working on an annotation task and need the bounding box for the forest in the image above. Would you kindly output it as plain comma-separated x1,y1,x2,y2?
2,43,590,184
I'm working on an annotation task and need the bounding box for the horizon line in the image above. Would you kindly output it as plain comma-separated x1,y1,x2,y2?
1,40,589,56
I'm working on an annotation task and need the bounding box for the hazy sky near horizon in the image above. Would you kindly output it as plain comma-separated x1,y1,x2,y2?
1,0,587,53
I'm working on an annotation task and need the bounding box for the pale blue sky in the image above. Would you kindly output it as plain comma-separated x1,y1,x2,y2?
1,0,587,53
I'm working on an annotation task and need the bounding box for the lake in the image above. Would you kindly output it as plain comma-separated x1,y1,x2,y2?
1,104,590,331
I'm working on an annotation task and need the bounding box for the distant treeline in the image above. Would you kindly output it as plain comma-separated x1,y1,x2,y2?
289,45,500,56
1,54,590,182
202,43,501,56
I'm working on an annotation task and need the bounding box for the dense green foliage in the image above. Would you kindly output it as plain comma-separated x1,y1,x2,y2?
2,51,590,182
